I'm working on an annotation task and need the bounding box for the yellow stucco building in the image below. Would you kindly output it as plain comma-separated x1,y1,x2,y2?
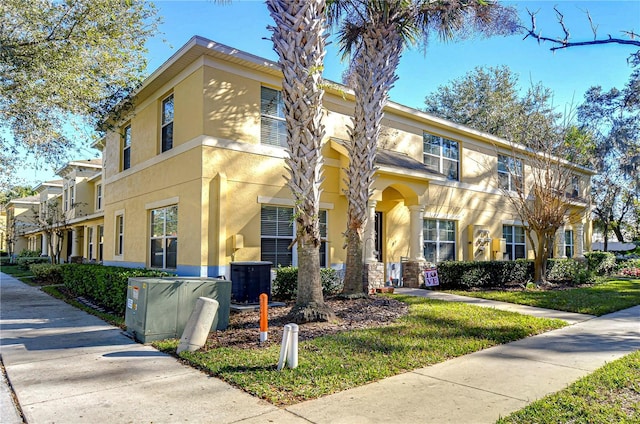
89,36,592,285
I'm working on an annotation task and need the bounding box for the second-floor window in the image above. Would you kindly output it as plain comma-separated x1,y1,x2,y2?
503,225,526,260
260,86,287,147
569,175,580,198
122,125,131,170
161,94,174,152
423,134,459,180
96,184,102,211
498,155,523,192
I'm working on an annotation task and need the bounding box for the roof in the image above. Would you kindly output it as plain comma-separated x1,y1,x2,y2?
126,35,596,176
375,149,442,176
55,159,102,177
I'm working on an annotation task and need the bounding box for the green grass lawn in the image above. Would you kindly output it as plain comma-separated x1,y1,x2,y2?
1,264,35,280
448,279,640,316
497,350,640,423
154,294,566,406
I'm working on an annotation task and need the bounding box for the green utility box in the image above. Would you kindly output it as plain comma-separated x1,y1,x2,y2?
125,277,231,343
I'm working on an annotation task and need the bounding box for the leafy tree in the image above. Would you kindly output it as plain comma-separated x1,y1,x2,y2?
266,0,335,322
424,65,561,148
0,0,159,176
329,0,518,295
0,186,37,206
578,54,640,246
32,199,71,264
425,65,591,284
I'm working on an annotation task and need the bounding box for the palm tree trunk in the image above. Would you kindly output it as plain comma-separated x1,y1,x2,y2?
267,0,334,322
342,23,403,295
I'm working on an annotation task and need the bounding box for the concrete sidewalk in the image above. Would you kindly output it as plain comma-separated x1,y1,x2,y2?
1,272,639,423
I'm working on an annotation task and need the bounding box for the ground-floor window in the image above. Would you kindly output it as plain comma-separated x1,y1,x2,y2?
260,206,327,267
423,219,456,263
565,229,574,258
150,205,178,269
116,215,124,256
503,225,526,260
98,225,104,261
87,227,94,260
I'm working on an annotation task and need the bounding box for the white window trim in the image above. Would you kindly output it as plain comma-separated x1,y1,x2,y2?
423,219,457,263
145,197,180,211
260,205,330,268
498,154,523,192
149,205,178,270
423,133,460,180
503,224,527,260
161,93,174,152
114,209,125,258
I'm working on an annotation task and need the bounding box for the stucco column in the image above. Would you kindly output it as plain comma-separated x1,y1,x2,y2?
71,227,79,257
42,233,48,256
574,223,585,258
555,225,566,258
409,205,426,261
364,200,378,263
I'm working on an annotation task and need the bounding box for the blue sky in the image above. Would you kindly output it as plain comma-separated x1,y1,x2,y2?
17,0,640,185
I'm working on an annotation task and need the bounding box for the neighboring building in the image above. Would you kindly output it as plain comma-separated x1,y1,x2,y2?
7,159,103,263
0,205,6,252
86,36,593,287
5,194,40,255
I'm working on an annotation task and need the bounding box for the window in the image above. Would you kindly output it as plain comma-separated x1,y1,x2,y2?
260,87,287,147
161,94,174,152
570,175,580,198
115,215,124,256
260,206,328,267
565,230,574,258
87,227,94,261
69,183,75,209
261,206,293,267
150,205,178,269
98,225,104,261
122,124,131,170
498,155,523,192
423,134,459,180
423,219,456,263
503,225,526,260
63,185,68,211
96,184,102,211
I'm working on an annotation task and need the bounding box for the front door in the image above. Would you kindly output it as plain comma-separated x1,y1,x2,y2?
374,211,383,262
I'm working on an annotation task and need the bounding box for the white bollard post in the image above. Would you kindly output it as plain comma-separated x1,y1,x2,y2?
277,324,292,371
286,323,299,369
177,297,219,354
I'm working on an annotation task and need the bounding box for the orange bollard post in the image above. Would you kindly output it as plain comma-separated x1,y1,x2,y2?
259,293,268,343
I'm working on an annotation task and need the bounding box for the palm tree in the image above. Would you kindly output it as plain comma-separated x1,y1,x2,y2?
266,0,335,322
328,0,518,295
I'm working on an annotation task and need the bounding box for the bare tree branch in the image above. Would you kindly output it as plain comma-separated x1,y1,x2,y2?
522,7,640,52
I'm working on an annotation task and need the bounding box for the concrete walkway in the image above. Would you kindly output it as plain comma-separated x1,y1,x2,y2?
1,272,638,424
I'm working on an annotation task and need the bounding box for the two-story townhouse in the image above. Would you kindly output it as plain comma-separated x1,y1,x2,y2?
5,194,41,256
7,160,104,263
99,36,593,287
54,159,104,262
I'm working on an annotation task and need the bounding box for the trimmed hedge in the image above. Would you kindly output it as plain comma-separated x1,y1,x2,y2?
546,259,590,284
584,251,616,275
30,263,63,285
436,260,533,290
17,256,51,270
272,266,343,301
60,264,172,315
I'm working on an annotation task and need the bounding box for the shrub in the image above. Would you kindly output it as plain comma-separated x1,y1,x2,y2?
436,260,534,290
60,264,172,315
546,259,590,285
18,249,41,257
272,266,343,301
584,251,616,275
30,263,63,285
17,256,51,270
0,250,7,257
